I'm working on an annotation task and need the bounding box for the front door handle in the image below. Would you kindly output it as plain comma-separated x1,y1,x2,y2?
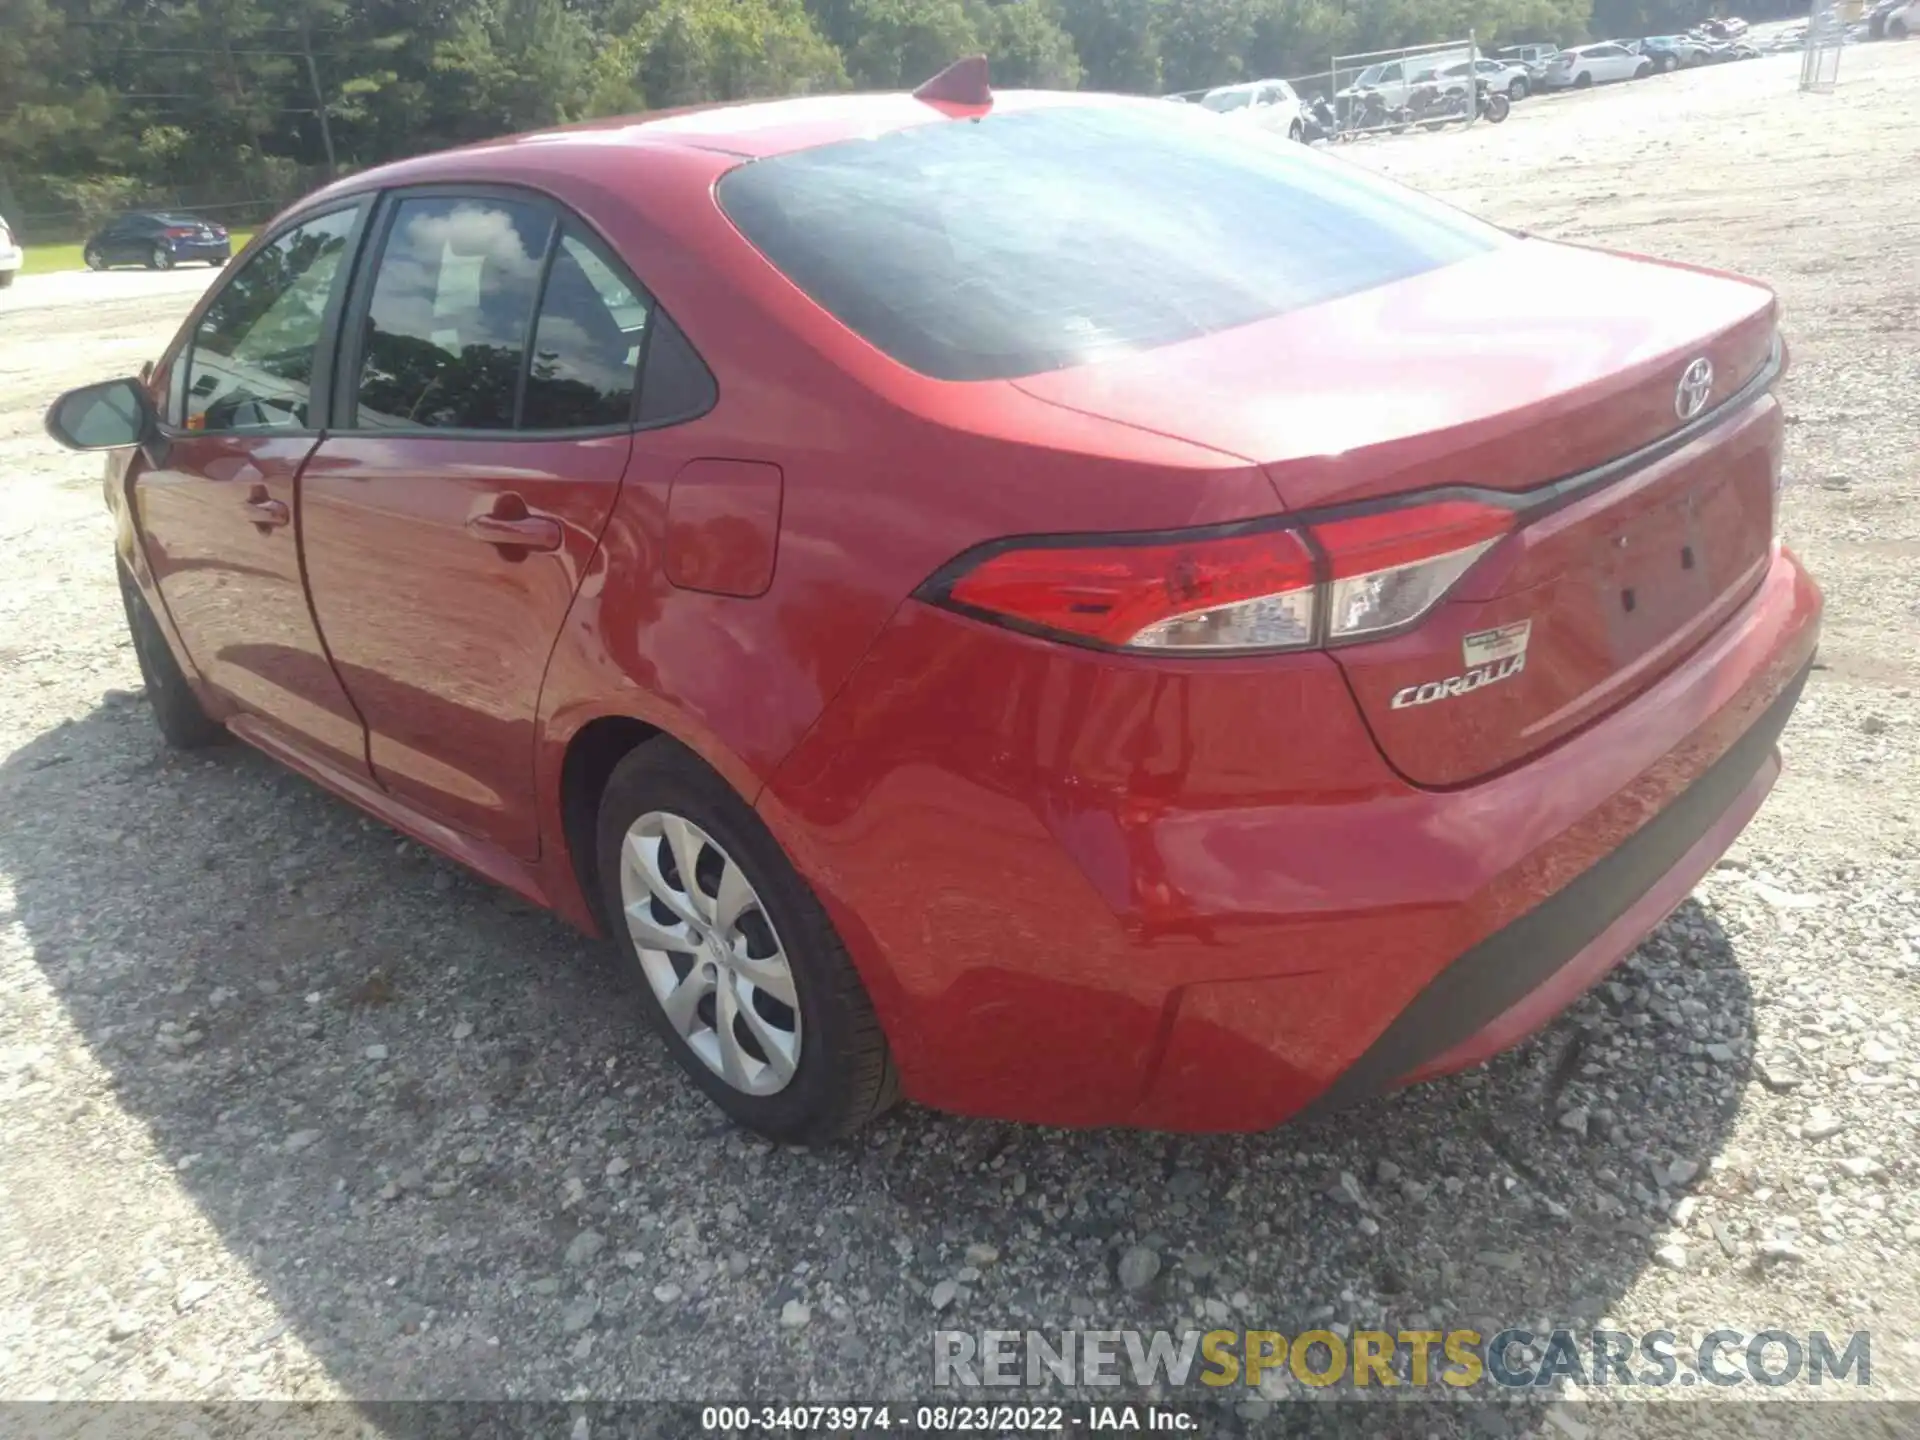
465,496,562,554
244,486,290,531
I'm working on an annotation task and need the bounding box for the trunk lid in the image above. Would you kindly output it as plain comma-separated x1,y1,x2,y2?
1014,240,1782,787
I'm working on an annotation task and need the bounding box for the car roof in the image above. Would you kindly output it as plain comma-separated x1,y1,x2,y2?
295,89,1160,216
381,89,1137,173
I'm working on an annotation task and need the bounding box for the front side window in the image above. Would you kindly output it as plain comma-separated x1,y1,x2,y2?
182,206,357,432
352,195,553,430
718,103,1507,382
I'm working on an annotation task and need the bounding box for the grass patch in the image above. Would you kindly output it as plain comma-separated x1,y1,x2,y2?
18,231,253,277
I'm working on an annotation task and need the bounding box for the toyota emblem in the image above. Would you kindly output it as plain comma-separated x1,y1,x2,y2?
1675,357,1714,421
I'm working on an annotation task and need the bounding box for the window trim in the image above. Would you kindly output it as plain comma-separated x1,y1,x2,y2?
159,195,374,440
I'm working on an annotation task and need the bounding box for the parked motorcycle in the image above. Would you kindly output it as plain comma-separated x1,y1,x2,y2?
1404,77,1508,130
1476,77,1512,122
1349,88,1410,134
1302,94,1339,142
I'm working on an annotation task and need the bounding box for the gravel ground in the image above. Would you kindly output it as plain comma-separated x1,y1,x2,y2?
3,42,1918,1435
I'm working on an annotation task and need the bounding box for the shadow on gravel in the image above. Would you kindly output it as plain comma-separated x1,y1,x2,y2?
3,699,1755,1423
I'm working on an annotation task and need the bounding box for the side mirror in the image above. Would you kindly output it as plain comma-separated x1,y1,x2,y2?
45,378,155,451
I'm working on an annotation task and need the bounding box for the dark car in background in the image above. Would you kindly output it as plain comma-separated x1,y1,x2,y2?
83,212,231,272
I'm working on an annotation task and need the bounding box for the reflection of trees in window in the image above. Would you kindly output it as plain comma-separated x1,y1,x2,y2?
359,328,524,430
351,197,549,432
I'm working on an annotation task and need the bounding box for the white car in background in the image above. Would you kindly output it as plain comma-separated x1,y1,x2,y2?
1888,1,1919,38
1543,41,1655,88
1430,56,1535,99
1198,78,1309,141
0,214,22,289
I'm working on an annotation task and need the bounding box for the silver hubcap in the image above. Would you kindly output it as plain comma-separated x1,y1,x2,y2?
618,811,801,1096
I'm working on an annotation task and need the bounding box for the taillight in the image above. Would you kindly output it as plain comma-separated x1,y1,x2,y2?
926,497,1515,655
946,529,1318,651
163,226,197,238
1315,500,1511,641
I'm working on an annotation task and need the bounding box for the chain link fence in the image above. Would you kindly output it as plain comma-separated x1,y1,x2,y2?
1326,36,1483,139
1161,35,1488,145
1800,0,1846,92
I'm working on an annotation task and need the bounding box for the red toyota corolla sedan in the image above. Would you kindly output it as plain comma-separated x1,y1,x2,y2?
47,65,1819,1143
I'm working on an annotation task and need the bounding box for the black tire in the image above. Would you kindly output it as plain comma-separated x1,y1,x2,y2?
1508,78,1528,100
85,246,107,271
1573,71,1593,88
0,269,13,289
1893,19,1910,38
594,738,899,1143
119,564,224,749
1635,60,1653,78
1289,120,1303,142
148,245,174,271
1484,93,1511,123
1658,52,1678,72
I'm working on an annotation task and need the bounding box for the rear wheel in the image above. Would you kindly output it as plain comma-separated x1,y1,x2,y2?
1658,52,1678,72
148,245,173,271
1635,60,1653,78
1289,119,1303,142
119,565,224,749
85,246,107,271
1893,19,1910,38
595,739,899,1143
1508,78,1528,100
1573,71,1593,88
1484,92,1511,122
0,270,13,289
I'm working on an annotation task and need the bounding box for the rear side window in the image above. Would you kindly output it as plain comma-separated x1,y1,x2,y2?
353,195,553,430
523,229,649,429
718,105,1506,382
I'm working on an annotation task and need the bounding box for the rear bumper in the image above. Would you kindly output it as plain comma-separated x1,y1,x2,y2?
169,242,230,262
0,244,21,272
1302,667,1797,1116
762,545,1820,1131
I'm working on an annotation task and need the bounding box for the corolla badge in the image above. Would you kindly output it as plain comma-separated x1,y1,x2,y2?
1675,357,1714,421
1390,621,1531,710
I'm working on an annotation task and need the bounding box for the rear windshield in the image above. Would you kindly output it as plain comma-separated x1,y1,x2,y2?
717,104,1506,382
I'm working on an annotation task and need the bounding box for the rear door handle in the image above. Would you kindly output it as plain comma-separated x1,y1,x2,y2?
465,497,562,553
244,486,290,530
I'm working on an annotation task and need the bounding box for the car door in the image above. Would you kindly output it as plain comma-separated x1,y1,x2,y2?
100,217,139,265
134,199,375,777
122,216,163,265
298,188,644,859
1594,44,1631,80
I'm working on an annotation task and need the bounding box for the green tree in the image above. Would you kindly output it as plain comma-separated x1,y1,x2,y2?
833,0,981,89
598,0,847,110
1056,0,1162,91
973,0,1082,88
